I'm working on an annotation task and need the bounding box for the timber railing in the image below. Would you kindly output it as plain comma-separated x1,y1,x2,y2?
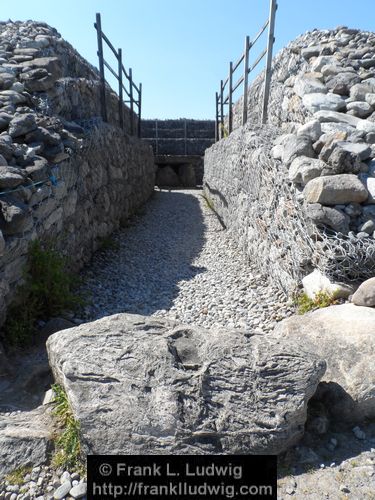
215,0,277,141
94,13,142,137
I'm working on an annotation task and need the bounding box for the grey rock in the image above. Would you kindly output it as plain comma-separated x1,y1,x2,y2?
350,82,375,100
352,277,375,306
306,204,350,233
357,119,375,134
69,483,87,499
0,406,52,476
0,196,33,235
19,57,62,81
359,175,375,203
320,122,356,135
311,55,340,72
46,313,325,455
275,304,375,421
358,219,375,234
53,481,72,500
0,166,26,188
301,46,321,60
297,120,322,141
303,174,368,205
335,140,372,160
347,101,373,118
282,135,315,165
326,72,361,95
319,141,362,174
294,76,327,97
366,93,375,108
8,113,37,138
302,93,346,113
314,110,361,127
289,156,326,185
25,156,50,182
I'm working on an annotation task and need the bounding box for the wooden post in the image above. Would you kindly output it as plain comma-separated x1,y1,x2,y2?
220,79,224,139
184,119,187,154
242,36,250,126
228,62,233,134
129,68,134,135
155,119,158,156
137,83,142,138
118,48,124,129
261,0,277,124
95,13,107,122
215,92,219,142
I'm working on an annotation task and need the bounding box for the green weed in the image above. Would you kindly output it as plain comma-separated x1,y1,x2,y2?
5,466,31,486
294,291,338,315
51,384,84,473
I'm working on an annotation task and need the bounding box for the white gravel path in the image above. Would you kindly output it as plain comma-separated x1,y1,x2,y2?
81,189,294,329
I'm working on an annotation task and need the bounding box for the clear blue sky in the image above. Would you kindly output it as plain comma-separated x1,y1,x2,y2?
1,0,375,119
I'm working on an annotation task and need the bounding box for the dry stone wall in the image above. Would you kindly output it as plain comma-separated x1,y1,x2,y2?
205,27,375,292
0,21,155,325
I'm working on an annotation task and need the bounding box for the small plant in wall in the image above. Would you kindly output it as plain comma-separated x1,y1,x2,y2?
294,290,338,315
4,240,85,346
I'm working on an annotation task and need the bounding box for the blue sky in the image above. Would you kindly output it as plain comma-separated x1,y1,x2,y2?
1,0,375,119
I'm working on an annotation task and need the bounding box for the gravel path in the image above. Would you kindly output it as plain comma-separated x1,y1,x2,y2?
81,189,293,329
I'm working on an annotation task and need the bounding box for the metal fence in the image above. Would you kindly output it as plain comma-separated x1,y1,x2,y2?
94,13,142,136
215,0,277,141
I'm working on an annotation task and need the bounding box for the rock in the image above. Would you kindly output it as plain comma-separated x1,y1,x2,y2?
352,277,375,306
319,141,362,174
303,174,368,205
275,304,375,421
53,481,72,500
314,110,361,127
46,313,325,455
19,57,62,81
8,113,37,138
0,112,12,132
297,120,322,141
69,483,87,499
25,156,50,182
320,122,356,135
311,55,340,72
326,72,361,95
347,101,373,118
294,76,327,98
289,156,326,185
0,166,26,188
302,93,346,113
301,46,321,60
0,407,52,476
366,93,375,107
305,204,350,233
282,135,315,165
358,219,375,234
0,196,33,235
350,82,375,101
335,140,372,160
302,269,353,299
360,175,375,203
156,166,180,187
356,119,375,134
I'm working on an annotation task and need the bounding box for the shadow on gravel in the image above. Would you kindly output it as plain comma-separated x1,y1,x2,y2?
84,190,208,318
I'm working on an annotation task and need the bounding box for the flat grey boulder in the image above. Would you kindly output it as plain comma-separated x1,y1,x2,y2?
0,406,52,476
282,135,315,165
314,110,361,127
302,93,346,113
352,277,375,306
275,304,375,422
47,314,325,455
303,174,368,205
294,76,327,98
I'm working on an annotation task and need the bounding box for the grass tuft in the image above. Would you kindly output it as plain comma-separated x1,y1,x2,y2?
51,384,84,473
294,291,338,315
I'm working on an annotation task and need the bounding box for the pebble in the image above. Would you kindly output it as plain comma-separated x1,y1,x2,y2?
53,481,71,500
352,426,366,440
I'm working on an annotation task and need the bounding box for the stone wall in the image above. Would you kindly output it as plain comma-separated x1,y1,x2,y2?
205,27,375,292
0,21,155,325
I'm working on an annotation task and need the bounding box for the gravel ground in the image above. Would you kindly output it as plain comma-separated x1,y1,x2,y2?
1,188,374,499
80,189,294,329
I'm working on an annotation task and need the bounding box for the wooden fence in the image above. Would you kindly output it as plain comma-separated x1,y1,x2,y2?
215,0,277,141
94,13,142,137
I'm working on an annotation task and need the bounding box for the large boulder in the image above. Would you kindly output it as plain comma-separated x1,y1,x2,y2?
275,304,375,422
47,314,325,455
352,277,375,306
303,174,368,205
